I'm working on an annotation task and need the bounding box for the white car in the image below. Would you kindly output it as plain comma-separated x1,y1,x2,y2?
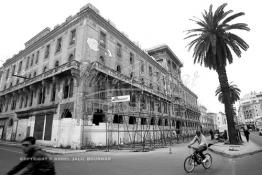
259,128,262,136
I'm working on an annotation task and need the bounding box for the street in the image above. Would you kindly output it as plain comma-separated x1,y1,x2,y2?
1,134,262,175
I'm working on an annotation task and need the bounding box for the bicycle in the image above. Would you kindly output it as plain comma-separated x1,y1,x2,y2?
184,144,213,173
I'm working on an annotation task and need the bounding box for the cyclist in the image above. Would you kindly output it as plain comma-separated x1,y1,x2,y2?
187,130,208,163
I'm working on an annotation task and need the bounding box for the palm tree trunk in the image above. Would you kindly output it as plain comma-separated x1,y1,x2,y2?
217,66,239,145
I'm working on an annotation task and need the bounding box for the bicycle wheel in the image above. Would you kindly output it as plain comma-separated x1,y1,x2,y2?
202,153,212,169
184,156,195,173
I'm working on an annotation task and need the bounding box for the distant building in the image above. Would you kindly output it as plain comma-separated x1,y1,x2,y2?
217,112,227,132
238,91,262,129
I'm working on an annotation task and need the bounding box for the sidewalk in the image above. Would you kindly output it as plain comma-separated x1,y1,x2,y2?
207,137,262,158
0,140,86,155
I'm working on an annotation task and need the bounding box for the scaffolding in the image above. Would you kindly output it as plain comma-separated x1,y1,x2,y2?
80,61,200,151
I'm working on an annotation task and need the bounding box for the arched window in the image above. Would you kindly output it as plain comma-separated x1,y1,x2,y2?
165,119,169,126
129,116,136,124
158,118,162,126
141,118,147,125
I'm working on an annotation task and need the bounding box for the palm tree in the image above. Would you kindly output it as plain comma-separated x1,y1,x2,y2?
185,3,250,144
216,82,241,104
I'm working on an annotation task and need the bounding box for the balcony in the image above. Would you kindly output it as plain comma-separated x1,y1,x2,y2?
0,60,80,96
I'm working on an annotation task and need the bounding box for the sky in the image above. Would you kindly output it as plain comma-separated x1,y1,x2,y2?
0,0,261,113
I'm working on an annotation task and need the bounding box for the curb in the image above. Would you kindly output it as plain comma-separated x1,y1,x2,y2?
209,147,262,158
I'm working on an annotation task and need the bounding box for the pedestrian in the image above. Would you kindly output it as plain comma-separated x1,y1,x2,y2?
222,130,228,141
209,129,214,140
244,129,250,142
6,136,55,175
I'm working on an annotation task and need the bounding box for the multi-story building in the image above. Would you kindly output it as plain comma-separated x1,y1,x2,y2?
217,112,227,132
238,91,262,129
207,112,217,130
0,3,200,149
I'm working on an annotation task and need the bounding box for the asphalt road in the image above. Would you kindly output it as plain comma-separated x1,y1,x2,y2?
1,140,262,175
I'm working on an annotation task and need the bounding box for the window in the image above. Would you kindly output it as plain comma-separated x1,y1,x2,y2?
158,102,162,113
113,115,123,124
54,61,59,68
99,56,104,63
31,54,34,67
43,66,48,73
12,65,16,75
69,29,76,45
158,118,162,126
69,78,74,98
38,87,45,104
51,83,56,102
33,114,53,141
63,80,69,99
20,96,23,109
129,92,136,107
116,43,122,57
26,57,30,69
33,72,37,77
150,117,156,125
130,72,134,79
24,95,28,108
44,44,50,58
35,51,39,64
11,97,17,110
18,61,22,73
5,69,9,80
99,31,106,48
129,116,136,124
149,66,152,76
141,118,147,125
55,37,62,53
140,62,144,73
140,95,146,109
68,50,75,62
150,100,154,111
130,52,134,64
116,65,121,73
16,79,19,85
29,91,33,106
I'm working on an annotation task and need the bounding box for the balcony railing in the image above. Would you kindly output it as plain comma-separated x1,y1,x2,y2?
0,60,80,96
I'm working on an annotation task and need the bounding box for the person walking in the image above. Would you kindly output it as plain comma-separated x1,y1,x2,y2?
7,137,55,175
244,129,250,142
209,129,214,140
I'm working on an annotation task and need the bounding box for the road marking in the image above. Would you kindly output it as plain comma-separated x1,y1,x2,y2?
0,147,22,154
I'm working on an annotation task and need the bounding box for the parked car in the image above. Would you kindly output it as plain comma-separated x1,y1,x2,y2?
259,128,262,136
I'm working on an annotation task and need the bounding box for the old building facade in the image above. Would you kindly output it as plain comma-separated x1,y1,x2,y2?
0,4,200,149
